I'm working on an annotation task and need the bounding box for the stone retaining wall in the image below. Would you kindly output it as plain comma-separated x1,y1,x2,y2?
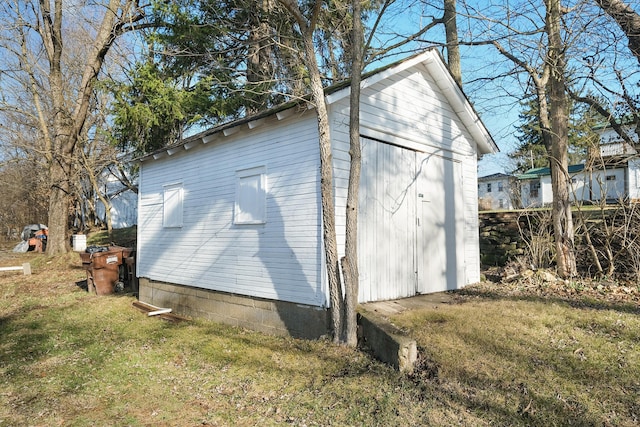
479,207,629,268
479,211,530,266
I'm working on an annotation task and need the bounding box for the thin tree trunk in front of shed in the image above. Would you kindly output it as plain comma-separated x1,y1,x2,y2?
309,56,345,343
278,0,345,341
341,0,363,347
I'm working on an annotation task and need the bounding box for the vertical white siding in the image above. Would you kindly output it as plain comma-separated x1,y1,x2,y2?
462,156,481,284
330,63,482,301
138,113,326,307
357,139,418,301
477,177,515,210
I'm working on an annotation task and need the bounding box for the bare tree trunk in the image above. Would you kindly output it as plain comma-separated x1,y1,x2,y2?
594,0,640,64
443,0,461,87
37,0,145,255
47,157,73,254
546,0,577,277
246,0,274,114
278,0,345,342
341,0,363,347
494,0,578,278
43,0,74,254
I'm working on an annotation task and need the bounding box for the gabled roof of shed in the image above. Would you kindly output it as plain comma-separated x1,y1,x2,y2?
140,48,498,162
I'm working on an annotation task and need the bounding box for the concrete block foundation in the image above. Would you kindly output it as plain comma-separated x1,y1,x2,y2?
138,278,330,339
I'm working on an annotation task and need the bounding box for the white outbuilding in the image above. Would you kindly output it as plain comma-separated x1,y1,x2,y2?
136,49,498,338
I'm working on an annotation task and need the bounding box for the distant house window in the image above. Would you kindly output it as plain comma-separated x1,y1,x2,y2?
606,175,616,181
235,166,267,224
498,181,503,192
530,181,540,198
163,183,183,228
487,183,492,193
499,199,504,208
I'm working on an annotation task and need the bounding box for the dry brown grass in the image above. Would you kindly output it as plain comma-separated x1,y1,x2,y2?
1,243,639,426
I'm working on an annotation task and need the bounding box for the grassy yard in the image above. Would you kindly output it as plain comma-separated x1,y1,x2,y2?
1,247,639,426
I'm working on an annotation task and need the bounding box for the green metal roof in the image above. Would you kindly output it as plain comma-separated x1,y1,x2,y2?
518,164,585,180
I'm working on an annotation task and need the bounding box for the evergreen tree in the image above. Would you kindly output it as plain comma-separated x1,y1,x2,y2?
109,0,386,155
110,0,293,154
510,96,603,174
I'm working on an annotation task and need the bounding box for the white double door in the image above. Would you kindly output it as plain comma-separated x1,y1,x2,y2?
358,138,465,303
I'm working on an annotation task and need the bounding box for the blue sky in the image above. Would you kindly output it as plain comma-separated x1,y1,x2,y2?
363,2,524,177
365,0,640,179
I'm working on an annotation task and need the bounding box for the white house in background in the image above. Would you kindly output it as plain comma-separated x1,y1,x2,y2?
76,161,138,231
594,122,640,202
519,161,638,208
478,173,515,210
95,166,138,229
595,121,639,156
518,121,640,207
135,49,498,338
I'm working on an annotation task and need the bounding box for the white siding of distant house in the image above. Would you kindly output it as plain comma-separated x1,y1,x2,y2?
598,126,639,146
569,172,590,202
96,173,138,228
540,176,554,205
628,159,640,201
522,167,629,207
520,175,553,208
590,168,626,201
520,178,541,208
600,142,637,157
137,112,326,307
478,177,513,210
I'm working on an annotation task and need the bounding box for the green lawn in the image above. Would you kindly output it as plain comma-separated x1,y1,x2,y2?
1,249,638,426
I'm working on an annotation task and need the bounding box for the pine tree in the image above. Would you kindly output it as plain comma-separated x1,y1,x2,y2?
510,97,602,174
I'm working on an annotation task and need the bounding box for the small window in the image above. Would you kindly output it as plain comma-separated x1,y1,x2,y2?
498,181,503,192
235,166,267,224
530,181,540,198
606,175,616,181
487,183,492,193
499,199,504,208
163,183,183,228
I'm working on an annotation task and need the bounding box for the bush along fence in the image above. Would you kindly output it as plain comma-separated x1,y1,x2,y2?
479,204,640,280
